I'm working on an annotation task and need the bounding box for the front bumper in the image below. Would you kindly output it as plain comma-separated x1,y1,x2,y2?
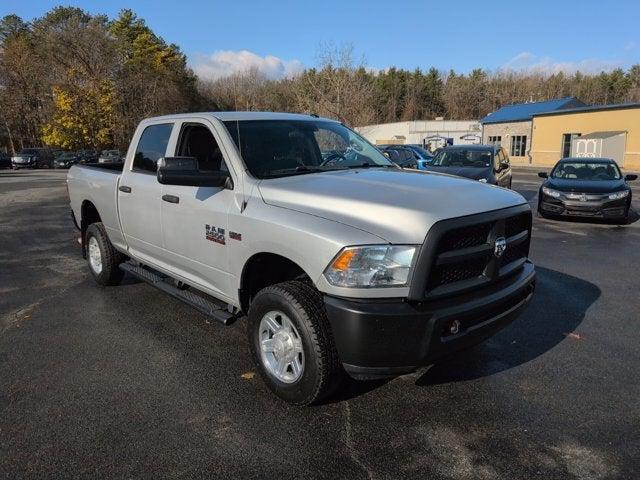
324,261,535,379
12,162,35,169
540,196,628,218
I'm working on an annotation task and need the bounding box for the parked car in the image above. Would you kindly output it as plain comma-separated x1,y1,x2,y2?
0,151,12,169
68,112,535,405
405,144,434,164
54,152,80,169
11,148,54,169
98,150,123,164
380,145,421,168
423,145,512,188
537,157,636,223
78,150,98,163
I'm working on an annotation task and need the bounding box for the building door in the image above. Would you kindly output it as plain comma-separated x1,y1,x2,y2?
562,133,581,158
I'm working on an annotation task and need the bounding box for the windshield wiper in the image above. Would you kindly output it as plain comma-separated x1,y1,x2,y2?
344,162,394,169
263,165,325,178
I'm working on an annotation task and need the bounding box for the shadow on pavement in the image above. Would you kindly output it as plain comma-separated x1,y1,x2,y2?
415,266,600,386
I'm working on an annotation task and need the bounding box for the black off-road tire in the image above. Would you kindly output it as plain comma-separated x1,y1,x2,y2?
247,281,342,406
85,222,125,286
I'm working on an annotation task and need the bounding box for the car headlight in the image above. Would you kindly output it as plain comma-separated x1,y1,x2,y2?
324,245,417,288
478,178,488,183
608,190,629,200
542,186,561,198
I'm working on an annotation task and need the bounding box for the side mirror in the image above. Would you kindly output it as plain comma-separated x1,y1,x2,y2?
499,160,509,171
538,172,548,178
382,151,391,159
157,157,232,188
625,174,638,181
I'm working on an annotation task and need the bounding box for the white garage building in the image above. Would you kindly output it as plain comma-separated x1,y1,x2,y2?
356,119,481,151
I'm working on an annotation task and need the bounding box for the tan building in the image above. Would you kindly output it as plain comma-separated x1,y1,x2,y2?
530,103,640,170
480,97,585,165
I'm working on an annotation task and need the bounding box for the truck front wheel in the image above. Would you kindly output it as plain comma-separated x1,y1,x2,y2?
247,281,341,405
85,222,125,286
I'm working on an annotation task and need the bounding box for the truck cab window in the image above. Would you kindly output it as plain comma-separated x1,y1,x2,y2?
133,123,173,173
176,124,227,172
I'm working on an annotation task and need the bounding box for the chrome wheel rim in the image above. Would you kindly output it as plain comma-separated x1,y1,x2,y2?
259,310,304,383
88,236,102,274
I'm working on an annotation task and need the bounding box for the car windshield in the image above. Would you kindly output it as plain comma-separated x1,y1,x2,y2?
20,149,40,155
431,149,492,168
223,119,394,178
552,161,621,180
59,153,75,159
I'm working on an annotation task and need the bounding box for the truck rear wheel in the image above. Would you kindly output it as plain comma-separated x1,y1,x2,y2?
85,222,125,286
247,281,341,405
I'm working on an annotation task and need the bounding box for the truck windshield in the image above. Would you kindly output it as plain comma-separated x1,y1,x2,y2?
552,161,621,180
223,119,394,178
432,149,492,168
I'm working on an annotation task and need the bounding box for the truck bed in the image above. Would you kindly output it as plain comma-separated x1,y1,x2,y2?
67,163,125,250
79,162,124,172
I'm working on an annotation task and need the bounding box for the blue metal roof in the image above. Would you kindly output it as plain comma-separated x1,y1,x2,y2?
480,97,586,124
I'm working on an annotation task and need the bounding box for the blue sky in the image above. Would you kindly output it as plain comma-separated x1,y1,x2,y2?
2,0,639,80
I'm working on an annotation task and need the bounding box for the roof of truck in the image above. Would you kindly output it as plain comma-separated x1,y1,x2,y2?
144,112,339,123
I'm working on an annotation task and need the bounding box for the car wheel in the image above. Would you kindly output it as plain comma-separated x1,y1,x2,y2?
537,201,549,219
85,222,126,286
247,281,342,405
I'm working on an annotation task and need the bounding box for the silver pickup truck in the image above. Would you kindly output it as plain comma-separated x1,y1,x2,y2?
67,112,535,405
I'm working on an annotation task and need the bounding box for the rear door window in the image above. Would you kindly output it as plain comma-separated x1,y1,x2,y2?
133,123,173,173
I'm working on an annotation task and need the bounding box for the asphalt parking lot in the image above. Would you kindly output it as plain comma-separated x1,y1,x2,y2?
1,168,639,479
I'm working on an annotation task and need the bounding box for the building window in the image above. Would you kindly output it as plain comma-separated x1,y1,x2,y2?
510,135,527,157
561,133,581,158
488,136,502,145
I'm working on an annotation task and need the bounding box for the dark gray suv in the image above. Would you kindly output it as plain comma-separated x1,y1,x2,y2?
423,145,512,188
11,148,54,169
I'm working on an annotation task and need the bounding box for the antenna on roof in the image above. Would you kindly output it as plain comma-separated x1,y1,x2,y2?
310,113,319,118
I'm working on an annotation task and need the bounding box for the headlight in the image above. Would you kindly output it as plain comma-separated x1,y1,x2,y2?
324,245,416,288
542,186,561,198
608,190,629,200
478,178,488,183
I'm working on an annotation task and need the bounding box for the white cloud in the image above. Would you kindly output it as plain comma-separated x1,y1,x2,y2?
191,50,304,81
500,51,624,75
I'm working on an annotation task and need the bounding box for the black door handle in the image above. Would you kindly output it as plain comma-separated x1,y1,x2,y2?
162,194,179,204
119,185,132,193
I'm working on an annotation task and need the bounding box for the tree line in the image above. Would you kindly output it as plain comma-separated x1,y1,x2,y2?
2,7,640,154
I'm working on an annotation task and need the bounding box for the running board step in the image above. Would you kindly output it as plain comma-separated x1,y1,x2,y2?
120,262,236,325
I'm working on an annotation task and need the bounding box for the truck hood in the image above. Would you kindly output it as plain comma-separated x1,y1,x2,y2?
258,168,527,244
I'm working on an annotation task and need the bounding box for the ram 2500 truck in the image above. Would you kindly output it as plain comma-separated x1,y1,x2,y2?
67,112,535,405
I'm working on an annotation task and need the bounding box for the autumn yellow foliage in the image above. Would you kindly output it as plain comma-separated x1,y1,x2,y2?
42,80,116,149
